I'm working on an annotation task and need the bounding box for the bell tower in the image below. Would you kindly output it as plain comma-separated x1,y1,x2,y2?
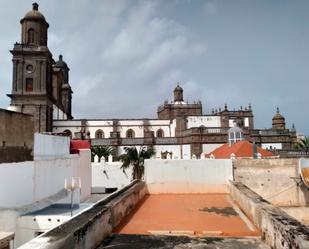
8,3,53,132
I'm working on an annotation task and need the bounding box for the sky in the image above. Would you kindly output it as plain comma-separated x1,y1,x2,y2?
0,0,308,135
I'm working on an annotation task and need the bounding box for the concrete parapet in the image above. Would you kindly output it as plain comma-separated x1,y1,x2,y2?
19,181,146,249
230,181,309,249
233,158,309,206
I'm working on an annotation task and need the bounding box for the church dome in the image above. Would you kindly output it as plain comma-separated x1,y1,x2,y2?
272,107,286,130
174,84,183,92
21,3,47,23
272,107,285,122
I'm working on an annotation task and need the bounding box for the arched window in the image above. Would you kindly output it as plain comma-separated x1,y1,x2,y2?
95,129,104,139
156,129,164,138
63,129,72,138
126,129,135,138
28,29,35,44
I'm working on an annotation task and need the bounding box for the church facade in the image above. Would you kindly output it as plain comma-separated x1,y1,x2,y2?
8,4,297,159
53,84,297,159
7,3,72,133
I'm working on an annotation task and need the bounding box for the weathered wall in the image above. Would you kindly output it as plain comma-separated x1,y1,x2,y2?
0,108,34,163
280,206,309,225
19,181,146,249
144,159,233,193
233,158,309,206
230,182,309,249
92,161,132,192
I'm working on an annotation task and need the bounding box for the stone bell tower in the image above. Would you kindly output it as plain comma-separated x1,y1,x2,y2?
8,3,54,132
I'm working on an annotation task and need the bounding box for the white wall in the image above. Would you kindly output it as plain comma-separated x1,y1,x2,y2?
144,159,233,193
92,162,132,191
262,143,282,150
202,144,223,154
187,116,221,128
0,157,78,208
182,144,191,159
33,133,70,160
79,150,92,201
153,145,181,159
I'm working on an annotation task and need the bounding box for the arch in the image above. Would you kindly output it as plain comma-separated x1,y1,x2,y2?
126,129,135,138
63,129,72,138
156,129,164,138
27,28,35,44
95,129,104,139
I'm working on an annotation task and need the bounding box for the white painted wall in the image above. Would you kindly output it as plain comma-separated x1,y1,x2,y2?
244,117,249,127
187,116,221,128
182,144,191,159
33,133,70,160
0,157,79,208
202,144,223,154
170,119,177,137
79,150,92,201
87,120,113,139
144,159,233,193
262,143,282,150
153,145,181,159
92,162,132,191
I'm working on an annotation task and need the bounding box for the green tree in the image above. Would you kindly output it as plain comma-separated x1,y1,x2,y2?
91,145,115,162
295,137,309,154
119,146,155,180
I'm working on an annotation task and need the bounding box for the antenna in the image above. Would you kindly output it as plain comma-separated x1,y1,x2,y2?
299,158,309,188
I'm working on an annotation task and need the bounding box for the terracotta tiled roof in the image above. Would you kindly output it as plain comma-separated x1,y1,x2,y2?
206,140,274,159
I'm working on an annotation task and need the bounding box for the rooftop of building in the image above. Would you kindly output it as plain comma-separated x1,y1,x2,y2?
206,140,275,159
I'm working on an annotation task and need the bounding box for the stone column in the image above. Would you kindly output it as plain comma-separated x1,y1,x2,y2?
12,60,18,92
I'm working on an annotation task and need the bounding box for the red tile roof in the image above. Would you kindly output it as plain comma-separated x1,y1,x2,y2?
206,140,274,159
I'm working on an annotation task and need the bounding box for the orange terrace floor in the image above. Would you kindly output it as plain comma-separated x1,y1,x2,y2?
114,194,260,237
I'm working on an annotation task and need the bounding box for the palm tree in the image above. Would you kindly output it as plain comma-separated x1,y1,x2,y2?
91,145,115,162
119,146,155,180
295,137,309,154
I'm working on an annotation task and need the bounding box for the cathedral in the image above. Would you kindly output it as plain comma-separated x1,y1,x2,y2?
8,3,297,159
7,3,72,133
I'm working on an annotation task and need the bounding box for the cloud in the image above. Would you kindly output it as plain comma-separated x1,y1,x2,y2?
68,0,207,118
0,1,308,135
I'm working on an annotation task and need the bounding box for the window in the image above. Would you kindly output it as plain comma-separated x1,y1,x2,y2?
95,129,104,139
156,129,164,138
28,29,35,44
126,129,135,138
26,78,33,92
26,65,34,74
63,129,72,138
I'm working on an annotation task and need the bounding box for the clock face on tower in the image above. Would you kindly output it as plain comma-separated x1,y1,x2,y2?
26,64,34,74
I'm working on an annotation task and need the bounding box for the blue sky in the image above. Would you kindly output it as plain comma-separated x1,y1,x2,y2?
0,0,308,135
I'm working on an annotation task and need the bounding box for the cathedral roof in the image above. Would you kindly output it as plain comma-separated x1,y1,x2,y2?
272,107,285,122
174,84,183,92
55,55,69,69
21,3,47,23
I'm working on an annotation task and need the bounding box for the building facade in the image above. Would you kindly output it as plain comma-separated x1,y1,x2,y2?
7,3,72,133
8,4,297,158
53,85,297,159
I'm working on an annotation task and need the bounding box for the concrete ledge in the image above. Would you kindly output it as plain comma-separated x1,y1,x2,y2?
146,183,229,194
19,180,146,249
230,181,309,249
